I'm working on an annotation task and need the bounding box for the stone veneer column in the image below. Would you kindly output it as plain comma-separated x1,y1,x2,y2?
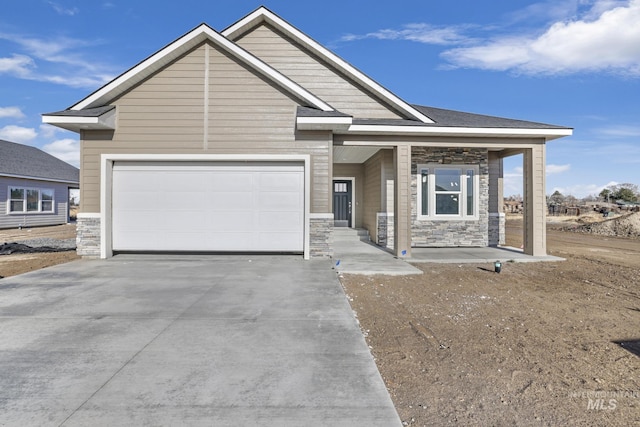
76,213,101,257
394,144,412,257
309,213,333,258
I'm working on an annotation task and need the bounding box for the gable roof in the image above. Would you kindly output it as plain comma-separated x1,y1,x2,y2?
222,7,433,124
0,139,79,184
70,23,332,113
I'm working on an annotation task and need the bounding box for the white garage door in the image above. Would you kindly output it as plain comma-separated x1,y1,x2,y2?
112,161,304,252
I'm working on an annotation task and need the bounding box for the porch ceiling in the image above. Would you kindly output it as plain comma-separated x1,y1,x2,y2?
333,146,382,164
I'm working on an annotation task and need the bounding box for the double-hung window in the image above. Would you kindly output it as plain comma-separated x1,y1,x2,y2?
417,165,478,220
8,187,55,213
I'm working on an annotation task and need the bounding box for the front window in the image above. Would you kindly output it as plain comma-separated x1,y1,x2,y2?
417,165,478,219
8,187,55,213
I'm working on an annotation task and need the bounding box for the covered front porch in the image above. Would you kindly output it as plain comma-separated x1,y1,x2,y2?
331,140,550,258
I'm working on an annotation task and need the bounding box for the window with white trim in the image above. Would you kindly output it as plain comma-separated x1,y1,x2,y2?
8,187,55,213
417,165,479,219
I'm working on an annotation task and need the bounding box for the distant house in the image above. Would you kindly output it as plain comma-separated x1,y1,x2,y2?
43,7,571,259
0,139,79,229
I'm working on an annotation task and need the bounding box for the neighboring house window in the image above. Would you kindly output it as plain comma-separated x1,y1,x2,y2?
417,165,479,220
8,187,55,213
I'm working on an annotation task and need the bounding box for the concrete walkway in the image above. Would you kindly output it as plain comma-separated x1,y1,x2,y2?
333,228,423,276
333,228,563,275
411,246,565,263
0,255,401,426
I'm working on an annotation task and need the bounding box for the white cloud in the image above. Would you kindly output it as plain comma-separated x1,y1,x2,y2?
0,33,116,89
47,1,79,16
552,181,619,198
42,138,80,167
546,164,571,174
0,54,34,77
0,106,25,119
341,23,475,45
0,125,37,143
442,0,640,76
596,125,640,137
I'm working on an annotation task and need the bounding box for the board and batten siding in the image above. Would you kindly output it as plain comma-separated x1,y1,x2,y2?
234,24,405,120
0,177,70,229
79,41,331,215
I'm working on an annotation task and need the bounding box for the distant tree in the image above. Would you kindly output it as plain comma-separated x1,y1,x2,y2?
548,190,565,205
565,195,578,206
599,188,612,203
602,183,639,203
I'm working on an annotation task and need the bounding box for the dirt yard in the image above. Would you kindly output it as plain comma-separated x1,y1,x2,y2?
341,219,640,426
0,224,79,278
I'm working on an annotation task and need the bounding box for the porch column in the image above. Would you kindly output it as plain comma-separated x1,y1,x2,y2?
523,144,547,256
393,144,412,257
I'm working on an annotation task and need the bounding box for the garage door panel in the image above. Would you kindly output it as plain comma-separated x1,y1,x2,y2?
259,172,303,191
259,211,302,230
209,192,253,209
209,173,254,191
112,162,304,252
258,192,301,210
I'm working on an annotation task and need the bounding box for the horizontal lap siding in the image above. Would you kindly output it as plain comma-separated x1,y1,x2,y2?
80,42,330,214
236,24,403,120
0,177,70,229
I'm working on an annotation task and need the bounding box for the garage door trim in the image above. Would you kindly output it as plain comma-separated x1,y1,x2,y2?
101,154,311,259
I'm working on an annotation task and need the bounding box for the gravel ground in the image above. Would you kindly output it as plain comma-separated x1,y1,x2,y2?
11,238,76,250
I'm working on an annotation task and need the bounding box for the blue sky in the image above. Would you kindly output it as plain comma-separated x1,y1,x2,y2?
1,0,639,198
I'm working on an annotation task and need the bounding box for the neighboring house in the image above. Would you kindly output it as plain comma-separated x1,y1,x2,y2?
0,139,79,229
43,7,572,259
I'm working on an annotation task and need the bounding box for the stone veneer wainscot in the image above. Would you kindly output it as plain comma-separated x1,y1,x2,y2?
410,147,489,247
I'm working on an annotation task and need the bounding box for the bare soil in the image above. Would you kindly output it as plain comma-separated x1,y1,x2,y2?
0,224,79,278
341,219,640,426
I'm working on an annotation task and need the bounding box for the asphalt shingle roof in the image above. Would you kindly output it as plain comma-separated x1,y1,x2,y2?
0,139,79,184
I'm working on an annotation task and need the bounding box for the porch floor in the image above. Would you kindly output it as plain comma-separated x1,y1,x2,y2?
332,228,564,276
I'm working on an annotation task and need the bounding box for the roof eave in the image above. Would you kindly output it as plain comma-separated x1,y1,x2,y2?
42,108,116,133
339,124,573,140
0,172,79,185
296,116,353,131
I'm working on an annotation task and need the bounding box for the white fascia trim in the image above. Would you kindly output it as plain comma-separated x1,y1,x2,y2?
222,8,433,124
297,116,352,130
100,153,312,260
77,212,101,219
345,124,573,139
73,25,332,112
0,173,78,185
43,107,116,132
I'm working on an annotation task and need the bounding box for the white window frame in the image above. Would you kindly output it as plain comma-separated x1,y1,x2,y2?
7,186,55,214
417,164,479,220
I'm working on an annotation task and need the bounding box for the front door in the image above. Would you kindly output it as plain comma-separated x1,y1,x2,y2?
333,180,352,227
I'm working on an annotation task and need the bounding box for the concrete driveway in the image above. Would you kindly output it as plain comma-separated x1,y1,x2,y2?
0,255,401,426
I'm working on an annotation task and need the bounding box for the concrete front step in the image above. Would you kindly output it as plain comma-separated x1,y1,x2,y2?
333,227,370,241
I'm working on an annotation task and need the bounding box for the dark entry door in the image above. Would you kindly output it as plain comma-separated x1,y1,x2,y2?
333,180,352,227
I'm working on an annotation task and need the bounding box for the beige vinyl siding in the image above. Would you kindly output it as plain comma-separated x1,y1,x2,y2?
362,152,384,243
0,177,71,229
332,164,365,228
235,24,405,120
79,41,331,215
